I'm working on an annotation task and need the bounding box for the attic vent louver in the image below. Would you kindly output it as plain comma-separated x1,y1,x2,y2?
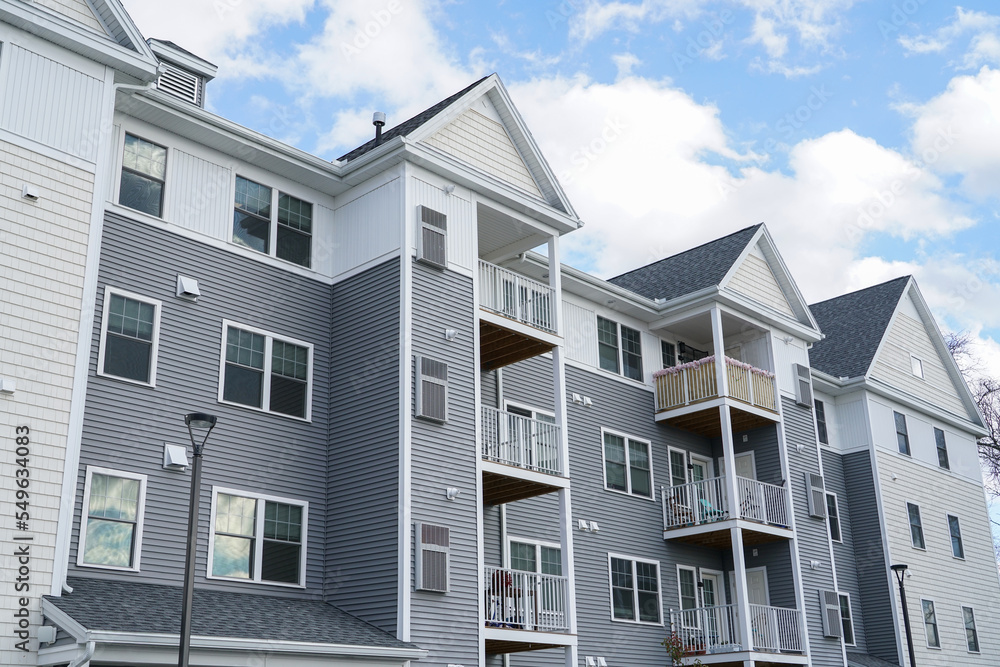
157,62,203,107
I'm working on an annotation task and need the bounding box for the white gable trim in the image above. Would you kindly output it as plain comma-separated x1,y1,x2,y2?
89,0,156,61
718,224,820,331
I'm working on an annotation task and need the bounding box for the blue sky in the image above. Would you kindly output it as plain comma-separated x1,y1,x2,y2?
126,0,1000,513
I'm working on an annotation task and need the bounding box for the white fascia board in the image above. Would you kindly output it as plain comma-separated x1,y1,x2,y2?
0,0,158,80
865,377,988,437
89,0,156,62
756,226,821,331
120,90,349,197
717,290,824,342
40,599,88,642
862,278,908,381
148,39,217,80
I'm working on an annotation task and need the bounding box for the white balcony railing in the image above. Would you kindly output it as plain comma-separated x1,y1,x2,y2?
671,605,741,655
669,605,804,656
485,566,569,633
661,476,790,531
653,356,776,413
481,407,563,476
751,604,804,653
479,260,556,334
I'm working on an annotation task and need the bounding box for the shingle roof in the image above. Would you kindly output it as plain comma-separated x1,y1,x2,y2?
46,577,418,650
607,224,762,301
808,276,910,380
846,652,901,667
337,76,490,162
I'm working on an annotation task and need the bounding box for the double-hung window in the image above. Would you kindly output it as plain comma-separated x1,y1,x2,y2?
119,133,167,217
597,316,643,381
661,340,676,368
948,514,964,559
894,411,910,455
209,488,307,586
826,493,842,542
907,502,925,549
610,556,661,624
839,593,855,645
78,467,146,571
98,287,161,386
233,175,313,268
815,399,829,444
603,431,652,498
922,599,940,648
963,606,980,653
934,428,950,469
220,321,313,419
510,539,563,616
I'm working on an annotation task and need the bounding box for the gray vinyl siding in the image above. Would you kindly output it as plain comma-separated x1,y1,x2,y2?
843,450,899,664
70,212,331,597
409,262,479,666
745,541,797,608
326,258,400,632
782,397,843,666
484,504,502,568
729,423,783,486
821,448,868,652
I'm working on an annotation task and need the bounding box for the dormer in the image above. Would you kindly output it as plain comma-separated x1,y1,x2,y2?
148,39,218,108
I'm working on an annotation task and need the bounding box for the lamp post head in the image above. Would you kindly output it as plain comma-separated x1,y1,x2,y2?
891,563,908,583
185,412,217,457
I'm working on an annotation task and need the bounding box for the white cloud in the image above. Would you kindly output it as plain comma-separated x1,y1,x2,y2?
612,52,642,79
568,0,701,44
749,16,788,58
898,7,1000,67
907,66,1000,199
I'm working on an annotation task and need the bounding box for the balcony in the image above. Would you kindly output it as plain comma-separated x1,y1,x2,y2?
481,407,568,505
661,476,792,547
479,260,560,371
670,604,804,659
653,357,778,436
485,566,573,654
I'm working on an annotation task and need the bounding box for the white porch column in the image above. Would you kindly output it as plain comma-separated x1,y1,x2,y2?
721,404,753,654
710,306,729,398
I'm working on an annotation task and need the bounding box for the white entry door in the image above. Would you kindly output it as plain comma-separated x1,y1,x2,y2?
746,568,769,605
721,452,756,480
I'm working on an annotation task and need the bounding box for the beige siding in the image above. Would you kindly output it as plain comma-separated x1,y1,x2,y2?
424,109,543,198
0,140,93,664
31,0,106,33
870,312,968,418
876,449,1000,665
727,251,794,316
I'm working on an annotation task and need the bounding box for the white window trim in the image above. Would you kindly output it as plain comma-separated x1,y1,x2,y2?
946,513,965,560
838,591,856,647
826,492,842,543
607,553,663,626
910,354,924,379
76,466,147,572
597,316,644,383
667,446,689,488
601,428,655,501
921,598,941,649
206,486,309,588
217,320,314,421
96,286,162,387
504,401,555,422
962,604,981,654
676,564,700,628
506,535,562,573
232,175,315,268
906,501,926,551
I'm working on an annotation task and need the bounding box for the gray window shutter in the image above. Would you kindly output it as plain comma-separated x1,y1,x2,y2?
794,363,813,407
416,205,447,269
415,356,448,422
415,522,450,592
820,590,843,638
807,473,827,518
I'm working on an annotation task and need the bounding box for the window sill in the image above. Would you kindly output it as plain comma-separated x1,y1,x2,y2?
206,574,305,589
76,560,141,573
611,617,663,627
603,486,657,503
217,398,312,423
96,369,156,389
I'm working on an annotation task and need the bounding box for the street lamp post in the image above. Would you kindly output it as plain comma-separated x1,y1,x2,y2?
178,413,217,667
891,564,916,667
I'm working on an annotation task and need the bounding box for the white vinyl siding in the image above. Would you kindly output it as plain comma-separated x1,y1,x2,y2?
726,248,794,316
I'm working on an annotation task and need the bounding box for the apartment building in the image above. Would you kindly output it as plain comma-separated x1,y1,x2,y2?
1,2,997,667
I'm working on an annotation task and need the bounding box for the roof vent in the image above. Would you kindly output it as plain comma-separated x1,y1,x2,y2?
147,39,218,109
373,111,386,145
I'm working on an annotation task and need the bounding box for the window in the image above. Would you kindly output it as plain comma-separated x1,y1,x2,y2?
677,566,698,614
661,340,676,368
98,288,161,385
894,411,910,455
907,503,925,549
78,467,146,571
510,540,562,576
935,428,950,470
233,175,313,268
610,556,661,624
948,515,964,559
603,431,652,498
209,489,307,586
839,593,855,646
669,449,687,487
826,493,842,542
597,316,643,381
220,322,312,419
922,599,940,648
963,606,980,653
815,399,829,444
911,355,924,378
119,133,166,217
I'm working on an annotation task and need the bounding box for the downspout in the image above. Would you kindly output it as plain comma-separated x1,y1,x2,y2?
69,640,96,667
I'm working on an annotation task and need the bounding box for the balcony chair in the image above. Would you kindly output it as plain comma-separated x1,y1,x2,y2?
698,497,728,523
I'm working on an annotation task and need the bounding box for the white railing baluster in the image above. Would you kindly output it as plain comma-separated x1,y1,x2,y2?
748,605,803,653
481,407,562,476
478,260,557,334
485,566,569,633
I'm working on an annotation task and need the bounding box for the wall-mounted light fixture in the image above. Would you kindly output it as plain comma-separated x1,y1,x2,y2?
445,487,461,500
444,329,458,341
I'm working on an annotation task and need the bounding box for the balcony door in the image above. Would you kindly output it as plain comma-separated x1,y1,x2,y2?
505,404,556,472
